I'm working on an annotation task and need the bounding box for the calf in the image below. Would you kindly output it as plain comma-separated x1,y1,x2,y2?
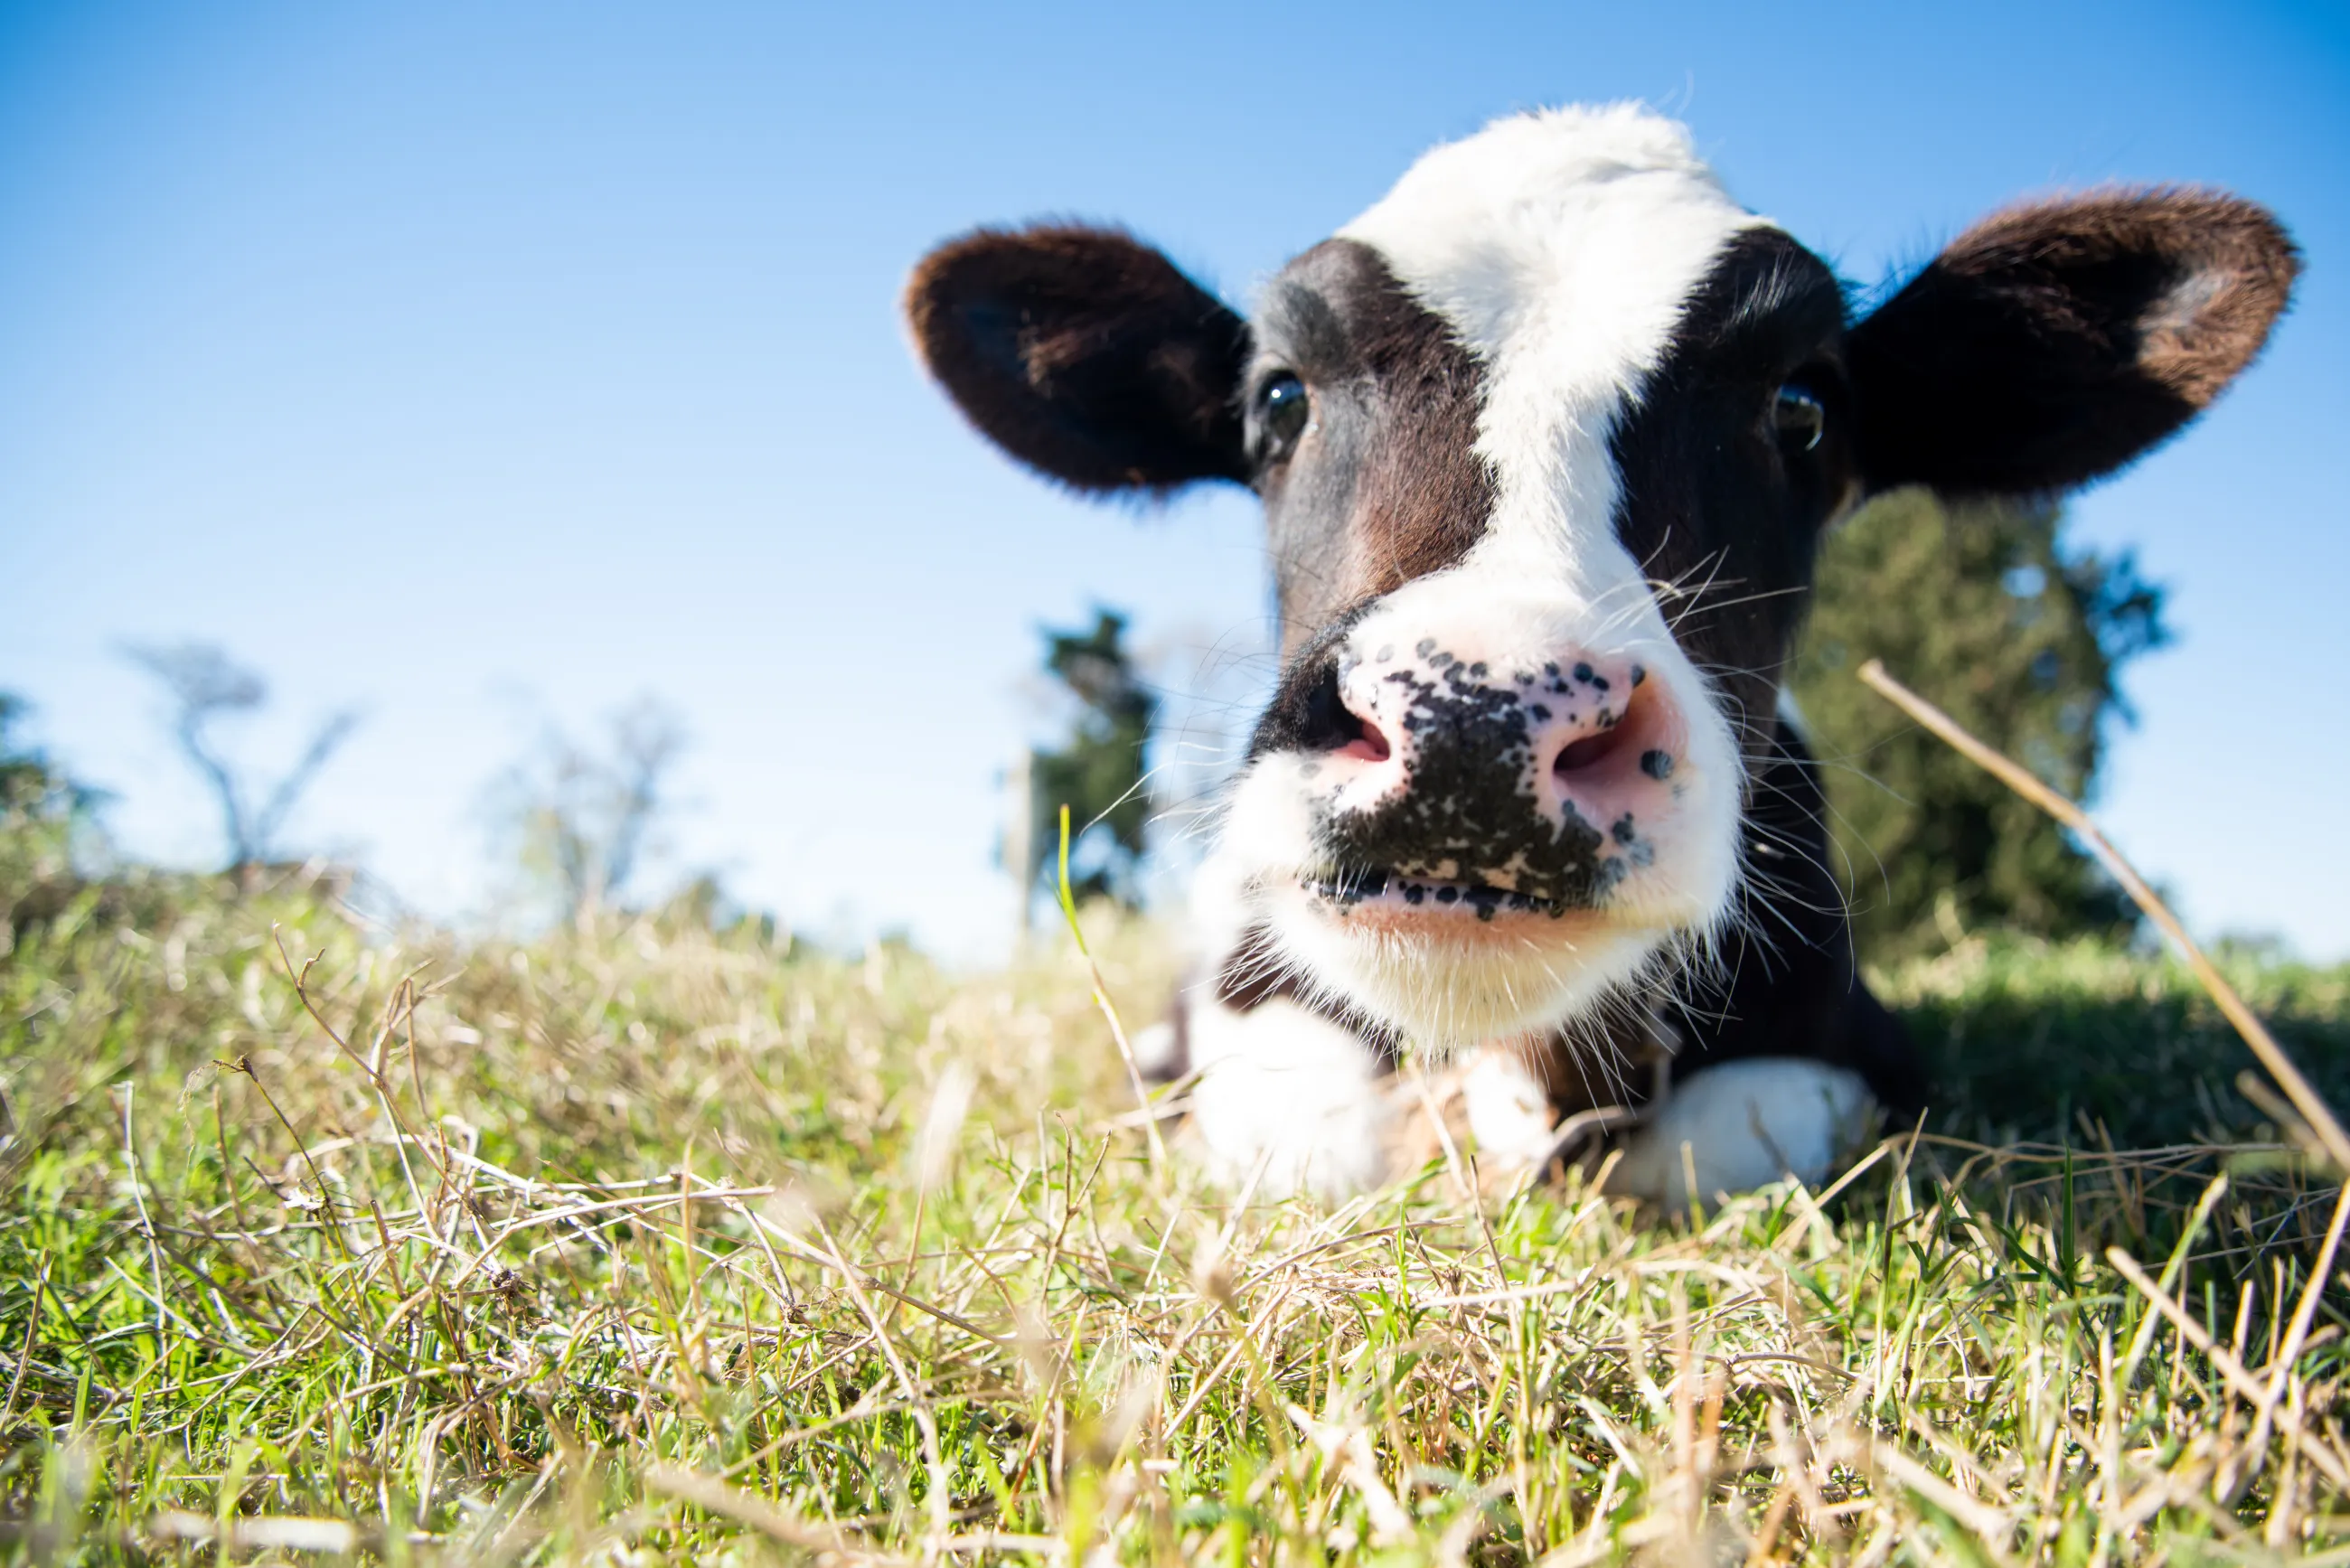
906,106,2296,1204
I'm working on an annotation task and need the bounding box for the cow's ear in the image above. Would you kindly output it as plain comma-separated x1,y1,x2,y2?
905,223,1251,494
1847,191,2298,496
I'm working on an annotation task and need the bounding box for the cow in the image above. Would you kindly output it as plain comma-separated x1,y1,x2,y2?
903,105,2297,1206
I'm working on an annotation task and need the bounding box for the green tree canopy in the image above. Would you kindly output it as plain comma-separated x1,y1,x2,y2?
1029,610,1157,908
1789,489,2167,959
1,694,106,943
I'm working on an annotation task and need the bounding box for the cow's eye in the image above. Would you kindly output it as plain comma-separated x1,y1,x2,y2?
1256,372,1310,456
1772,384,1825,453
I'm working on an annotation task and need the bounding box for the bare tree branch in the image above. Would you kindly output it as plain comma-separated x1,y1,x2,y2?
499,697,687,921
124,642,359,878
252,709,362,859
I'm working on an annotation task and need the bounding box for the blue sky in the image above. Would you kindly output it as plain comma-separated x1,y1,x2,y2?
2,1,2345,958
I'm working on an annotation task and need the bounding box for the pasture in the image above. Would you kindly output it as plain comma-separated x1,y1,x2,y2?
3,5,2344,1561
4,850,2349,1563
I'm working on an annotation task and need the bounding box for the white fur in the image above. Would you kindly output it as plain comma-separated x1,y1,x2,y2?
1183,995,1393,1200
1609,1058,1875,1209
1341,106,1764,595
1460,1049,1561,1167
1207,106,1761,1050
1128,1020,1183,1080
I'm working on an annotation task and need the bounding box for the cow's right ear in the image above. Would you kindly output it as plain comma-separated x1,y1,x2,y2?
905,224,1252,494
1847,190,2298,497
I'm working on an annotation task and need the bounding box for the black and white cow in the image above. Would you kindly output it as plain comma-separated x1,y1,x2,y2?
906,106,2296,1204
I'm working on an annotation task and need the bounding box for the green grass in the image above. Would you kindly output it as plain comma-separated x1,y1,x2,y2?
4,861,2349,1563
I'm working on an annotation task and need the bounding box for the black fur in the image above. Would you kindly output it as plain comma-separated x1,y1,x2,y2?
1663,720,1926,1116
1609,229,1856,759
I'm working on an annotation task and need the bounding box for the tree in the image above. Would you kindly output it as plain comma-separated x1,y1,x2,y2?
1789,490,2167,959
0,694,102,925
0,695,75,821
499,698,688,923
1024,610,1157,909
125,642,359,883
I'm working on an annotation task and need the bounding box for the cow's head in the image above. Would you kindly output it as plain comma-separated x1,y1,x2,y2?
906,106,2295,1050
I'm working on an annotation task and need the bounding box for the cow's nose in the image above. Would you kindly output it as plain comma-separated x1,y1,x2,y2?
1310,646,1688,897
1329,652,1677,792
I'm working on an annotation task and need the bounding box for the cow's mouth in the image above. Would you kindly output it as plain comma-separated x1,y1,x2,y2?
1302,867,1569,922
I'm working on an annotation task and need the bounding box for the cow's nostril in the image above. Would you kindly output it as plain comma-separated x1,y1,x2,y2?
1291,662,1391,758
1553,724,1630,778
1340,715,1392,764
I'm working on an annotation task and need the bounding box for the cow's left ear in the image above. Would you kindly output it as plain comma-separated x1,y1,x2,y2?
905,223,1252,495
1847,191,2298,496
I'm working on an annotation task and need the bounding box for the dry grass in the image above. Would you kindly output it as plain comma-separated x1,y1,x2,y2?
3,866,2348,1564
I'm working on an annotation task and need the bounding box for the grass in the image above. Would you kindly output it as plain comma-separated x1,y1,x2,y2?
4,854,2350,1564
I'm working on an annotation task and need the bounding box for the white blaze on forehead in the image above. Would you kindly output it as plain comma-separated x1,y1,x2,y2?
1337,104,1765,593
1195,108,1776,1050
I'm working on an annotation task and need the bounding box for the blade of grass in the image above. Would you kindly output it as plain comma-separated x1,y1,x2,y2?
1857,658,2350,1176
2106,1246,2350,1492
645,1464,902,1561
1054,803,1166,1173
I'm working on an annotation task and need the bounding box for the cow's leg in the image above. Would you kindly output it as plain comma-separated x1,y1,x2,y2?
1459,1048,1563,1168
1182,992,1395,1200
1607,1057,1875,1208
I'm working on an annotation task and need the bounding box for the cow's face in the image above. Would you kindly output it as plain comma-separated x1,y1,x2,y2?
907,106,2294,1050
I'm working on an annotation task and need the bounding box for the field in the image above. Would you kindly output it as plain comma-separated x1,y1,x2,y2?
4,852,2350,1563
